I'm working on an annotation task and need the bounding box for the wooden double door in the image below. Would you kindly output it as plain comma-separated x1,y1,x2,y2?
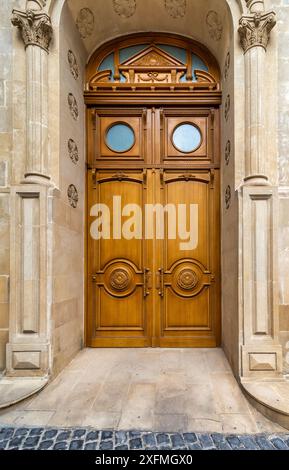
87,106,220,347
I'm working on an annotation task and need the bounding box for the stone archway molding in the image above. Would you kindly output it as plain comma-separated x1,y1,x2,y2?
3,0,289,431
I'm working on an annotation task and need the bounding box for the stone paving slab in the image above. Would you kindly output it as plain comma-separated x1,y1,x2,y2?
0,427,289,450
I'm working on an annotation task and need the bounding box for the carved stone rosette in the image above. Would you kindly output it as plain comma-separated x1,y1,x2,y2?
67,184,79,208
238,11,276,53
11,9,53,53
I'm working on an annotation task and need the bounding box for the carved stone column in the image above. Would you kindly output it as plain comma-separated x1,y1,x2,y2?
11,7,52,184
239,11,276,184
238,9,282,379
6,4,53,378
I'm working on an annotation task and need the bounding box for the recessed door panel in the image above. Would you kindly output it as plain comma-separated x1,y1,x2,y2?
87,169,152,347
87,106,220,348
157,170,220,347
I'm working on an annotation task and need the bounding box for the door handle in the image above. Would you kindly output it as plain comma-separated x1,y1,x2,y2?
143,268,150,298
157,268,164,297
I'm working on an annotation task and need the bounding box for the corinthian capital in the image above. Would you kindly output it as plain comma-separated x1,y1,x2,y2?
11,9,52,53
238,11,276,53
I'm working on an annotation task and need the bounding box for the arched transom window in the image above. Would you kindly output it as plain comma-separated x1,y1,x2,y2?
86,33,220,92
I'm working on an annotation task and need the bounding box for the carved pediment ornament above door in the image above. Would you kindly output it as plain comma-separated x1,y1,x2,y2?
88,43,218,90
118,45,187,83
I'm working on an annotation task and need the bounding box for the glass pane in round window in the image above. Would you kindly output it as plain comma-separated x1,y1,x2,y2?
106,123,135,153
172,124,201,153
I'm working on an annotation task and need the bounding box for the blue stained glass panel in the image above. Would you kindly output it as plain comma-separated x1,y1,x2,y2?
173,124,201,153
192,54,208,81
98,53,115,80
158,44,187,64
106,123,135,153
119,45,149,63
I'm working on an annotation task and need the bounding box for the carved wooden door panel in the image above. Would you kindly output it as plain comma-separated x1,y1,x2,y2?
154,170,220,347
87,106,220,347
87,169,153,347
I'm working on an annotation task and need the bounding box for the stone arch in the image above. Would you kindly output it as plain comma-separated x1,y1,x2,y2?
7,0,289,430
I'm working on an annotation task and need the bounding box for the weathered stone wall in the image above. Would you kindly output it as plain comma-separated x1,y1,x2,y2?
0,1,12,371
50,3,86,376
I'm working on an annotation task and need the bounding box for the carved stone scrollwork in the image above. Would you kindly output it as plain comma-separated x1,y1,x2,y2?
246,0,264,13
68,93,78,120
224,94,230,121
225,140,231,166
238,11,276,53
76,8,94,39
165,0,186,18
206,10,223,41
67,184,79,208
68,139,79,164
67,50,79,80
26,1,47,9
224,52,230,80
11,9,53,53
113,0,136,18
225,185,231,209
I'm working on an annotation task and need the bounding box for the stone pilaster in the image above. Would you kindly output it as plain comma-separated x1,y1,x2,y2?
6,5,53,377
6,184,54,376
238,10,282,378
11,8,52,183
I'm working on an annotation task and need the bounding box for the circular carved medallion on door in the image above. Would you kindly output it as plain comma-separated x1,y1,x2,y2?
103,261,136,298
177,268,199,290
170,260,211,298
110,268,131,291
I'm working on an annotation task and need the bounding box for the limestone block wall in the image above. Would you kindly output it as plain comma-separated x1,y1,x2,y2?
0,1,12,371
50,3,86,376
221,30,240,376
272,0,289,371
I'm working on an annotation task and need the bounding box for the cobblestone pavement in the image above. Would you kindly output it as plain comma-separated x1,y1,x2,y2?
0,427,289,450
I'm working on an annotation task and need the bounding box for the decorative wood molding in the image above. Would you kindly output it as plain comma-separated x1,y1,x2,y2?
119,45,187,84
87,43,219,94
238,11,276,53
11,8,52,53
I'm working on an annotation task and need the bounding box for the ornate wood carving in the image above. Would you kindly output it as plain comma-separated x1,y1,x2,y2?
88,42,219,93
119,45,186,84
11,8,53,52
238,11,276,53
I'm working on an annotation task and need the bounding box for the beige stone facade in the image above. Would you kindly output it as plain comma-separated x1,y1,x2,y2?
0,0,289,428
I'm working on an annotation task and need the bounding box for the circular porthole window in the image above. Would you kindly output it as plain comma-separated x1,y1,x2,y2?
106,123,135,153
172,123,202,153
